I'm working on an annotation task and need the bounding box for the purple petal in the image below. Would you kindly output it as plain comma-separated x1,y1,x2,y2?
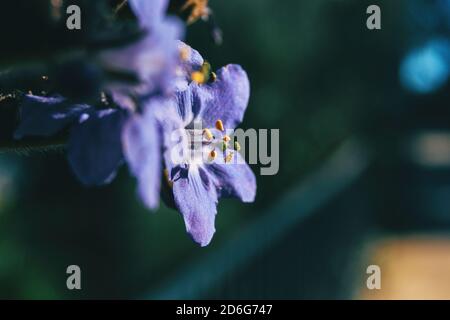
175,41,204,91
175,88,194,124
129,0,169,29
68,109,126,186
178,41,204,73
191,64,250,129
99,18,183,93
14,95,89,139
122,102,162,210
151,97,186,169
172,166,218,247
206,153,257,203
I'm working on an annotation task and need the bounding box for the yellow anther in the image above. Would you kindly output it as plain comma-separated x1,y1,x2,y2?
209,150,217,161
215,119,224,132
211,72,217,82
203,128,213,141
191,62,212,84
225,152,234,163
163,169,173,188
234,141,241,152
223,135,231,143
191,71,206,84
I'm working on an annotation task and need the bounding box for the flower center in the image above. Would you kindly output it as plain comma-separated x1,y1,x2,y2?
185,119,240,165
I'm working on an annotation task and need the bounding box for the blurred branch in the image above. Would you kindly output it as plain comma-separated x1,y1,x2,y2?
0,0,142,69
114,0,128,14
0,140,66,155
144,138,372,299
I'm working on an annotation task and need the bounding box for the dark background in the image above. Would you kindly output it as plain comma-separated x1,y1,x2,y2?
0,0,449,299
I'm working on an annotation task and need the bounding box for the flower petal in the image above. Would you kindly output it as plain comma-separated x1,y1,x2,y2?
206,153,257,203
68,109,126,186
122,101,162,210
175,41,204,91
99,18,183,93
129,0,169,29
174,88,194,125
151,97,187,171
172,166,218,247
178,41,204,74
14,95,89,139
191,64,250,129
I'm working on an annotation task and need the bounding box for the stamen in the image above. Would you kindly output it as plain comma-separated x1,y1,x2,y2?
209,150,217,161
234,141,241,151
203,128,213,141
164,169,174,188
215,119,224,132
191,61,213,85
223,135,231,142
220,141,228,152
225,152,234,163
211,72,217,82
191,71,206,84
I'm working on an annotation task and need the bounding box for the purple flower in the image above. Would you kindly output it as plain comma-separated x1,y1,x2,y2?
154,56,256,247
98,0,184,95
114,40,257,247
15,94,128,186
121,98,165,209
14,0,184,208
13,1,256,248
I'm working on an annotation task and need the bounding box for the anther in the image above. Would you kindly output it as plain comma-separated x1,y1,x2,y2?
203,128,213,141
209,150,217,161
234,141,241,151
225,152,234,163
215,119,224,132
191,71,206,84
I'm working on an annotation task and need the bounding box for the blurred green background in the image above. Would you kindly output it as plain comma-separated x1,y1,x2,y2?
0,0,450,299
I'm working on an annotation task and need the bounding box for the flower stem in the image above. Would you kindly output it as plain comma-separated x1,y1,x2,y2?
0,138,67,154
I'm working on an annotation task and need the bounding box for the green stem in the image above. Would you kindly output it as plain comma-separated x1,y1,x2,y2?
0,138,67,154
